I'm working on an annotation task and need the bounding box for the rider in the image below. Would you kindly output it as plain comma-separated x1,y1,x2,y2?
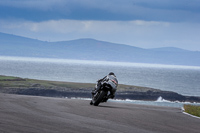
92,72,118,99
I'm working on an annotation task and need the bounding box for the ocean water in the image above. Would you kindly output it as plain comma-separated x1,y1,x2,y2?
0,56,200,97
70,97,200,108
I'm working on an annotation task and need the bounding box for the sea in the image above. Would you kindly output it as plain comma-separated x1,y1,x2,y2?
1,56,200,107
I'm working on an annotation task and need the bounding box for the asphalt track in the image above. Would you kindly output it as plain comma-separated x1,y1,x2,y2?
0,93,200,133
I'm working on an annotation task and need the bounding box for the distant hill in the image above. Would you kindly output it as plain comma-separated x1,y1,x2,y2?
0,32,200,66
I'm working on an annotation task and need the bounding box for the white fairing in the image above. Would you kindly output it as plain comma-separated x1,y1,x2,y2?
104,75,118,90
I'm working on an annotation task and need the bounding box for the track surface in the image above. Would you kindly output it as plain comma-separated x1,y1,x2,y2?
0,93,199,133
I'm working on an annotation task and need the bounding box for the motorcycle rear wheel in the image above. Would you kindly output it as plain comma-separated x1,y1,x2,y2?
93,91,106,106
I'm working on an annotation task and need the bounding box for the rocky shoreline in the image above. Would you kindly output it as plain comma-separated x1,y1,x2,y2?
0,75,200,103
1,87,200,103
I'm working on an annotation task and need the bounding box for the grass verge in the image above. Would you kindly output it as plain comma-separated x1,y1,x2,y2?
184,105,200,117
0,75,94,89
0,75,156,91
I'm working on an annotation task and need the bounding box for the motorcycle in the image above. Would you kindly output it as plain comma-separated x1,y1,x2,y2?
90,81,116,106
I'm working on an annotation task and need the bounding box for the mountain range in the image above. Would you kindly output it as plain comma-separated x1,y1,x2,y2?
0,32,200,66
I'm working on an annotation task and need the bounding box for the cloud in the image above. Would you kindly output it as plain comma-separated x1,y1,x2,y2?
0,19,170,35
0,0,65,10
0,0,200,22
136,0,200,12
0,0,200,51
1,19,200,50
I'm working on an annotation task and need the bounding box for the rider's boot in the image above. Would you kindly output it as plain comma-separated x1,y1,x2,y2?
108,94,115,99
90,100,93,105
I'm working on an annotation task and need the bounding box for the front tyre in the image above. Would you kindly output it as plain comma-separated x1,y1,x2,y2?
93,91,106,106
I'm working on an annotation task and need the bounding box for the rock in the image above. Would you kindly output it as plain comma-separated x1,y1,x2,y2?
1,86,200,103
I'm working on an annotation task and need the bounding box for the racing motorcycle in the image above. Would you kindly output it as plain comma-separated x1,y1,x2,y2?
90,79,117,106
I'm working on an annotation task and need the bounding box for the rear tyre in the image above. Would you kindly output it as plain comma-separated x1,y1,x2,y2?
93,91,106,106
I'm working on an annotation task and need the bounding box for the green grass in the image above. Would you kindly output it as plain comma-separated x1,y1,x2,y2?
0,75,95,89
0,75,159,92
0,75,21,80
184,105,200,117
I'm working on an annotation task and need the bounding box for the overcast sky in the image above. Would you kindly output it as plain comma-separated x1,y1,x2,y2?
0,0,200,51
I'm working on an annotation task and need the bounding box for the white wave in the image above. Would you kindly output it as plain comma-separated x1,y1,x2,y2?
66,97,91,101
1,55,200,69
111,98,200,108
65,97,200,108
156,96,171,102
